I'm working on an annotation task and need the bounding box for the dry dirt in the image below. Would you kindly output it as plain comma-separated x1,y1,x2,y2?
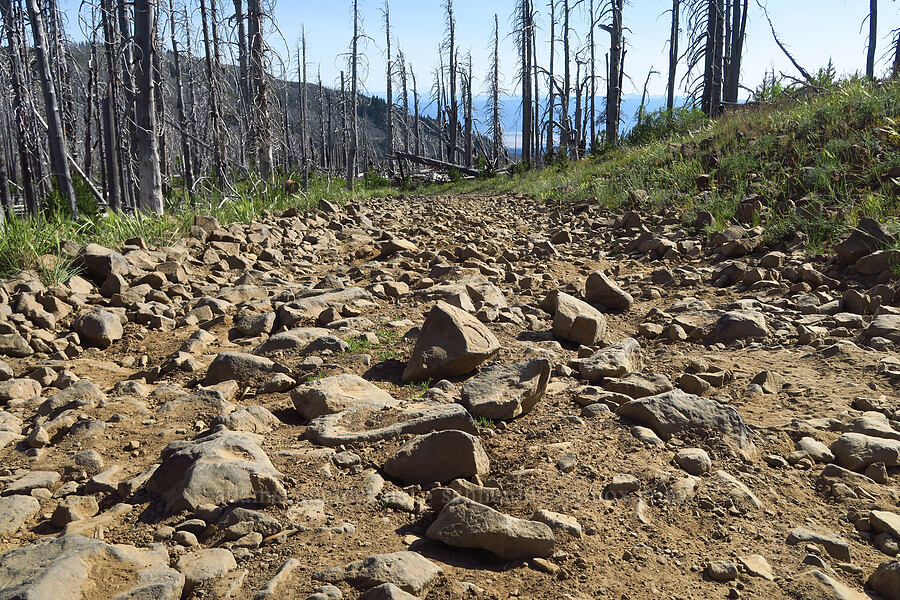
1,193,898,600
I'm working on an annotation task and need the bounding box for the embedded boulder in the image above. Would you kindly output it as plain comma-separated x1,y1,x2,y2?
426,497,555,560
402,301,500,382
458,358,551,420
291,374,399,420
0,534,183,600
73,309,123,348
616,389,755,454
551,292,607,346
205,352,276,385
313,552,442,595
383,430,489,484
146,427,285,513
577,338,644,382
585,271,633,312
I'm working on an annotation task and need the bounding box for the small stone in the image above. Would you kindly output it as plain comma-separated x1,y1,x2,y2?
706,560,738,582
674,448,712,475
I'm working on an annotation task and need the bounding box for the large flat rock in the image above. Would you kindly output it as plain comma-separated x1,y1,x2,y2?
426,497,555,560
458,358,551,420
0,534,183,600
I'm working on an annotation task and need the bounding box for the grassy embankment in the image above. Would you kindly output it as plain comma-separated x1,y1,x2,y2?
3,75,899,284
409,76,900,254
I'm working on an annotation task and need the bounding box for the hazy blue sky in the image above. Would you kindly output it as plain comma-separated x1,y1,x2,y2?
267,0,900,99
60,0,900,102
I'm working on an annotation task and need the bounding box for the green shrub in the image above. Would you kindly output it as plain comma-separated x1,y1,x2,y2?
627,106,709,146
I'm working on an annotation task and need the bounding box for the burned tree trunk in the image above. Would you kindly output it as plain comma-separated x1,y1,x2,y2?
490,13,503,165
399,51,410,153
199,0,225,181
464,54,473,168
248,0,272,180
169,0,194,200
445,0,458,164
723,0,747,104
667,0,680,113
133,0,163,213
384,1,394,163
604,0,624,143
298,30,308,183
867,0,877,80
0,0,38,213
26,0,78,214
411,65,421,157
518,0,533,164
346,0,360,190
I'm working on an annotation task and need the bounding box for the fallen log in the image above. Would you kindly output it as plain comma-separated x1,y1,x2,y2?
393,151,481,177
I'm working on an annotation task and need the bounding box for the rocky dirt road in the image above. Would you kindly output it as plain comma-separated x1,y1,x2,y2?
0,194,898,600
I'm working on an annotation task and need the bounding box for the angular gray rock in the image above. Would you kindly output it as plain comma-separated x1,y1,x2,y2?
252,327,333,356
426,496,555,559
313,552,442,595
603,372,673,399
291,374,399,420
577,338,644,382
73,309,123,348
3,471,60,496
0,495,39,535
458,358,551,420
402,301,500,382
870,511,900,541
213,406,281,434
834,217,897,264
855,250,900,275
616,389,755,453
868,559,900,600
585,270,634,312
146,427,285,513
551,292,607,346
830,432,900,471
359,583,419,600
175,548,237,594
710,310,768,343
205,352,276,385
383,430,489,484
0,334,33,358
76,243,131,281
787,527,851,561
0,379,41,403
0,534,183,600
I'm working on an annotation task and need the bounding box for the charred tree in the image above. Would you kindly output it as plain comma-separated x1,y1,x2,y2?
248,0,272,180
667,0,680,113
27,0,78,214
133,0,163,213
867,0,877,80
603,0,624,143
